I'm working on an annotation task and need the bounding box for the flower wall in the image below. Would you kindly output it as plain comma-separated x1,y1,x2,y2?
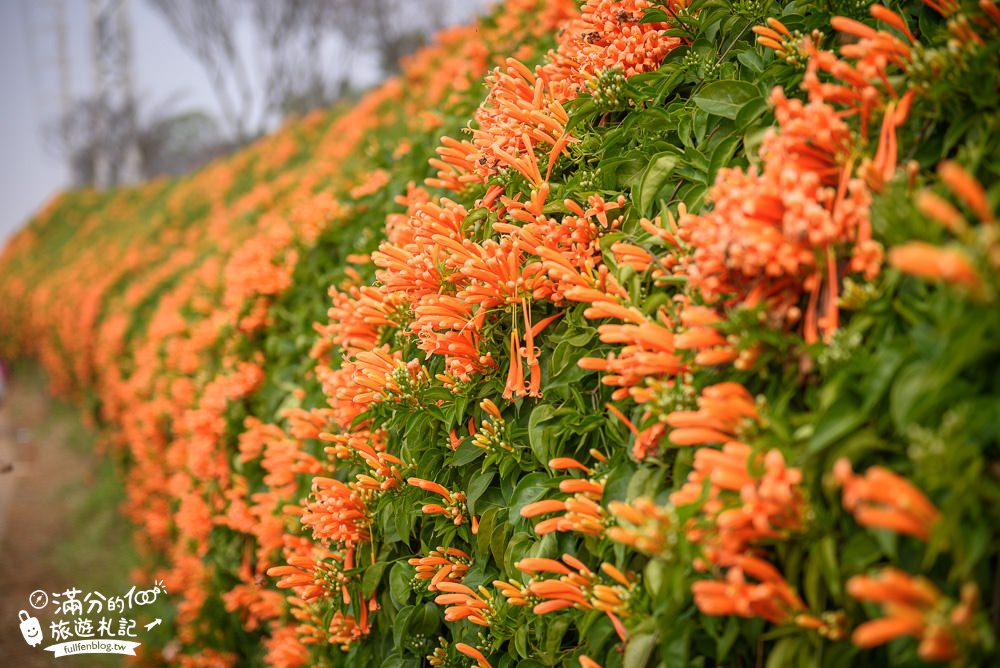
2,1,999,666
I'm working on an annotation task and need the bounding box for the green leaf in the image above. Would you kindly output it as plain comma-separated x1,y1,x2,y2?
453,440,485,466
765,637,803,668
693,80,758,119
508,471,551,523
632,152,679,215
528,404,559,466
734,96,766,128
491,520,513,566
467,470,495,515
389,562,414,607
807,394,866,456
393,605,415,648
717,617,740,662
544,618,571,662
514,624,530,659
623,632,658,668
477,507,498,556
362,560,390,598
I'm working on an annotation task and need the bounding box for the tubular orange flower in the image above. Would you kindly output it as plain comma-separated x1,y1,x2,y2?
548,457,591,473
521,499,568,518
523,461,607,536
916,191,968,234
409,478,469,526
939,161,993,223
847,568,976,662
455,643,492,668
516,558,573,575
607,497,674,556
407,477,453,501
692,556,808,626
515,554,634,639
409,547,472,591
672,445,805,567
434,582,495,627
889,242,984,294
834,459,940,541
302,477,371,547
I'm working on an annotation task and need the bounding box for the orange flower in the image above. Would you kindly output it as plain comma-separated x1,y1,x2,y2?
678,86,878,343
268,549,350,603
262,624,309,668
607,497,673,556
327,611,368,651
666,382,758,446
672,444,805,567
521,461,607,536
434,581,495,627
847,568,976,662
409,547,472,591
548,457,592,473
889,242,984,294
753,18,796,55
455,642,492,668
408,477,469,526
302,477,371,547
507,553,634,639
833,459,940,541
692,555,810,626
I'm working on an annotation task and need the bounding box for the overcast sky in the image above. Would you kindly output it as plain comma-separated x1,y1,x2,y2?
0,0,490,246
0,0,232,244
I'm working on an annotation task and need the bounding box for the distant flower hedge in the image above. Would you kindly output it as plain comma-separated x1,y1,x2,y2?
2,1,999,666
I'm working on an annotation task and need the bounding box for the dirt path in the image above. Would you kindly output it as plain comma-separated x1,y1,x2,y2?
0,367,128,666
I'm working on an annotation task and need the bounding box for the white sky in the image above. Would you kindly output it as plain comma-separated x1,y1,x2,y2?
0,0,228,244
0,0,491,245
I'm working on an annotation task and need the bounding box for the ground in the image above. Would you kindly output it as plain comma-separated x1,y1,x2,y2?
0,364,132,666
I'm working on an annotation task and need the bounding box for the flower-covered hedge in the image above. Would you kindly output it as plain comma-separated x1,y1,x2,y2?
2,1,1000,666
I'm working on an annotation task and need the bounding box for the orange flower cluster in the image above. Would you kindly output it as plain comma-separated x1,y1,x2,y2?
469,398,514,453
578,305,685,400
301,476,372,547
223,215,298,333
496,554,633,640
848,569,977,661
833,459,940,541
222,552,285,631
521,456,608,536
409,477,470,526
433,581,496,627
607,497,673,557
669,443,818,629
664,382,758,447
672,444,805,565
676,86,880,343
662,6,942,344
262,624,310,668
890,161,996,297
691,554,825,630
549,0,683,85
409,547,472,591
432,1,687,192
321,429,408,493
1,1,631,660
